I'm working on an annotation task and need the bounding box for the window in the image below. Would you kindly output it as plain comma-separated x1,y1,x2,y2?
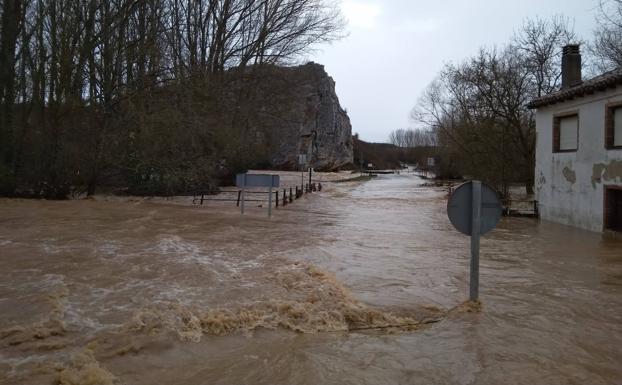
553,113,578,152
606,103,622,149
604,186,622,232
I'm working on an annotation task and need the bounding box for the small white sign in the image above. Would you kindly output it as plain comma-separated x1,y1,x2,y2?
298,154,307,165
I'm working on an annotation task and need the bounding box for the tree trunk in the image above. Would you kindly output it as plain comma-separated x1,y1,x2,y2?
0,0,22,165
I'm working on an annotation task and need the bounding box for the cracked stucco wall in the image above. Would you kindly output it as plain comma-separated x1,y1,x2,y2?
535,85,622,232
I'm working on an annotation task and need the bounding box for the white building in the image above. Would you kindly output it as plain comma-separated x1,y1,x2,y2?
528,45,622,233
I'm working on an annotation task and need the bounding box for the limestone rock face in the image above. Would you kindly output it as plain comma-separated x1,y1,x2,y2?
273,63,353,170
242,62,353,170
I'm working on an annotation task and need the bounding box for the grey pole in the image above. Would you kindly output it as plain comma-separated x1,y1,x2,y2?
470,180,482,301
241,188,245,214
241,174,246,214
308,167,312,188
268,186,272,217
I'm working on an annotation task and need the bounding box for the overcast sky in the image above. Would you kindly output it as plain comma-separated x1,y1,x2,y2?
308,0,600,143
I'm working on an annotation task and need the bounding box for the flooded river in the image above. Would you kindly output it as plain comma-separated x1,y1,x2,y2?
1,174,622,384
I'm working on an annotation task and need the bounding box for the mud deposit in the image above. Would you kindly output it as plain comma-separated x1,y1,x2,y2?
1,174,622,384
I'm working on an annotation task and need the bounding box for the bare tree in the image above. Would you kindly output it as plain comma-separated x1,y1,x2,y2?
590,0,622,72
0,0,24,168
0,0,345,197
411,16,575,195
512,15,576,97
388,128,435,148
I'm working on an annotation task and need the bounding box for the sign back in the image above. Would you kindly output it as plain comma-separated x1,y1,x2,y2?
236,174,280,188
447,181,502,236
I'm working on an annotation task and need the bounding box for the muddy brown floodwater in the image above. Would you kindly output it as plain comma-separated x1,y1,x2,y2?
1,173,622,385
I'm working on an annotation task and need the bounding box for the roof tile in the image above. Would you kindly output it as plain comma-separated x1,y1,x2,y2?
527,68,622,109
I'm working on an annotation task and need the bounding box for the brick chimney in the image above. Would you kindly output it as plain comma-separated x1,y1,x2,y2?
561,44,581,88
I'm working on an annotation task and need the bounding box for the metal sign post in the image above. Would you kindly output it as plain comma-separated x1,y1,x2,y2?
240,173,246,215
241,186,246,214
470,181,481,301
447,180,502,301
298,154,307,188
427,157,435,179
268,185,273,217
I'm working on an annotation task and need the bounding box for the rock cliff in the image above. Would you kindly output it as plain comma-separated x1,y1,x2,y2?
270,62,353,170
229,62,353,171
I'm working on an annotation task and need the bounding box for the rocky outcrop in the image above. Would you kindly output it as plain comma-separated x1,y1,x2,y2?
229,62,353,171
268,63,353,170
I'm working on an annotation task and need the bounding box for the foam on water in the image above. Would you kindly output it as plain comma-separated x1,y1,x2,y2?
124,263,433,343
54,348,119,385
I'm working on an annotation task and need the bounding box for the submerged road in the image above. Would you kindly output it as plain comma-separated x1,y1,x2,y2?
1,173,622,384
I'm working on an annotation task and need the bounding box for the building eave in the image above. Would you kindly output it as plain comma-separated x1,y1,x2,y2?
527,68,622,109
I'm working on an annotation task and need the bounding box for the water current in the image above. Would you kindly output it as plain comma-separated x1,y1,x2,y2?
1,173,621,384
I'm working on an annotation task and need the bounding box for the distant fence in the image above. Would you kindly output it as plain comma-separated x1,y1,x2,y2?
501,198,539,218
192,182,322,208
447,184,539,218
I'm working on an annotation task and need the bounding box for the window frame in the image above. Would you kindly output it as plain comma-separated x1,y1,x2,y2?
605,101,622,150
552,111,579,153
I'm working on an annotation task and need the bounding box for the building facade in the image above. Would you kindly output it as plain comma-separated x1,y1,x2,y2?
529,46,622,232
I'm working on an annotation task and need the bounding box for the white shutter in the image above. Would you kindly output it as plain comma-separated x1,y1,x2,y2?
559,115,578,151
615,108,622,147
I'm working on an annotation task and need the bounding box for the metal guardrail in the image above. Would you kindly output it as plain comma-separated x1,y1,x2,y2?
192,182,322,208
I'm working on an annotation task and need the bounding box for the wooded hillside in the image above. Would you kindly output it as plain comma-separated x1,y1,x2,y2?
0,0,344,198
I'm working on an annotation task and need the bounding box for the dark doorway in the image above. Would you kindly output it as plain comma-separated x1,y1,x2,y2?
604,186,622,232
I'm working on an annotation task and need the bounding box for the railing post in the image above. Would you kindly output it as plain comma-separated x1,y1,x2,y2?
241,188,245,214
268,186,272,217
236,190,241,207
200,194,204,205
276,190,279,208
283,189,287,206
